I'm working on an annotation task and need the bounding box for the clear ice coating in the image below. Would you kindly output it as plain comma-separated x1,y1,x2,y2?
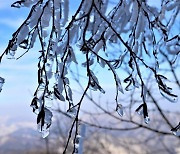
41,128,50,138
171,122,180,137
136,105,150,124
45,95,53,108
116,104,124,117
37,124,50,138
6,50,15,59
160,89,178,103
172,130,180,137
144,116,150,124
67,106,77,118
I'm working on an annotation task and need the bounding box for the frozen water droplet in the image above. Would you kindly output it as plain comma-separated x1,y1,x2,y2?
172,130,180,137
45,96,53,108
136,104,150,124
171,123,180,137
42,129,50,138
67,106,77,118
99,87,105,94
7,51,15,59
144,116,150,124
116,104,124,117
160,88,178,103
37,124,50,138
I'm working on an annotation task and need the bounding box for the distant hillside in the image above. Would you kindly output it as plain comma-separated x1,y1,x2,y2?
0,114,179,154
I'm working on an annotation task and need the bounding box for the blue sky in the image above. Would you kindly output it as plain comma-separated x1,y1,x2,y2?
0,1,38,121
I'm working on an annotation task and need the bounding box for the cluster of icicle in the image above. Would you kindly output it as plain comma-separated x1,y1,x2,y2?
0,0,179,138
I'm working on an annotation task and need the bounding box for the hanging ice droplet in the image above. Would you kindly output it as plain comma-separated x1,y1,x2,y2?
7,50,15,59
160,89,178,103
41,128,50,138
172,130,180,137
45,96,53,108
116,104,124,117
37,124,50,138
67,106,77,118
98,86,105,94
144,116,150,124
171,122,180,137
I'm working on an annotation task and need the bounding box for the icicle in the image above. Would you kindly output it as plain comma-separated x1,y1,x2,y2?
69,24,79,44
7,50,16,59
98,58,106,68
116,104,124,117
130,1,139,24
112,5,123,22
135,104,150,124
144,116,150,124
55,10,61,31
116,76,124,94
81,0,92,15
138,32,144,57
42,29,49,38
11,44,18,51
37,123,50,138
54,0,61,10
29,6,42,28
66,85,73,101
89,71,105,94
41,6,51,28
30,29,38,48
93,41,104,53
41,128,50,138
68,46,78,64
37,107,53,138
45,95,53,108
135,11,145,39
54,85,65,101
17,25,29,44
61,0,69,26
